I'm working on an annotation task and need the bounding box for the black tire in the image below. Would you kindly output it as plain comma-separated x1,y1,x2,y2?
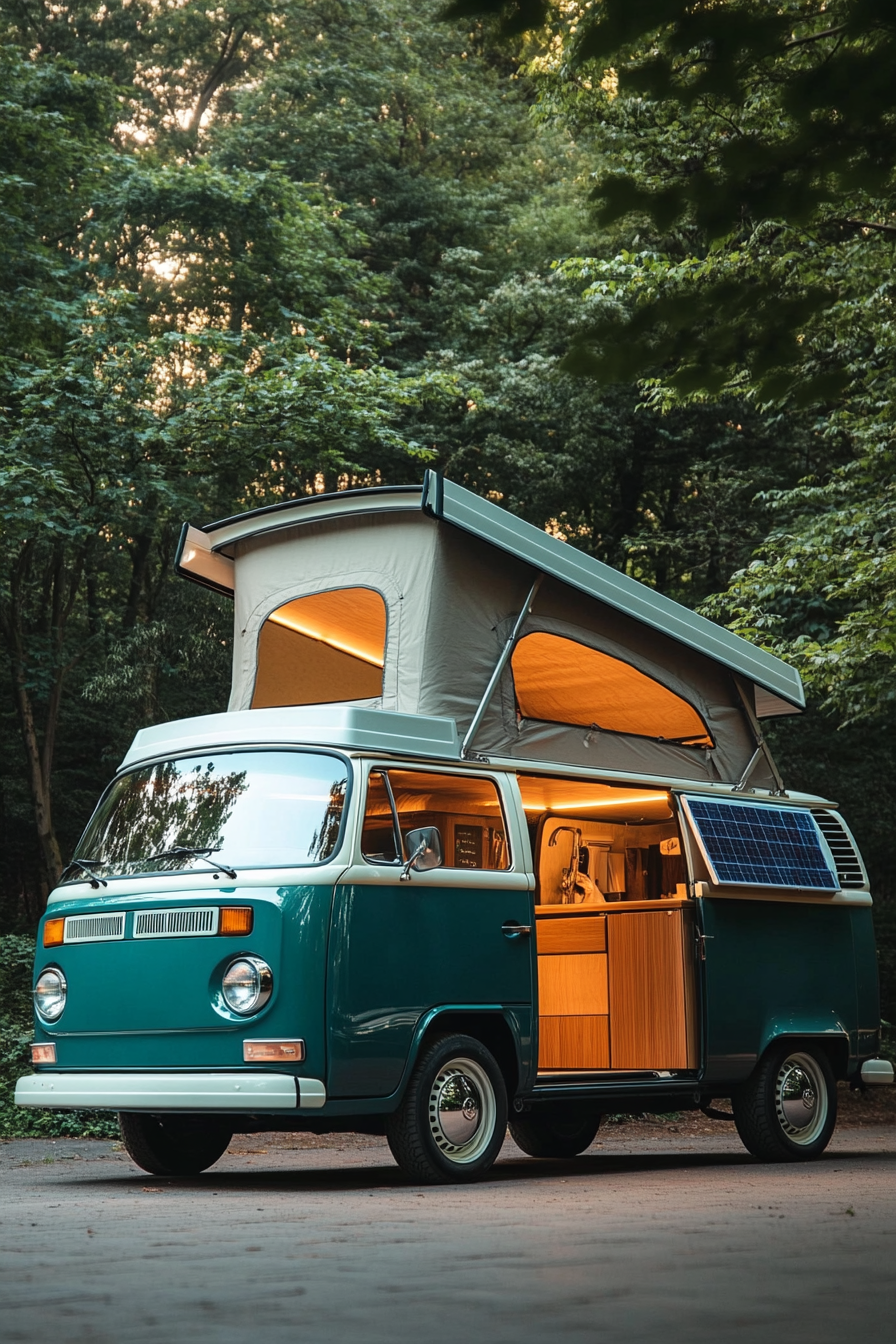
119,1113,233,1176
386,1033,508,1184
732,1044,837,1162
510,1108,601,1159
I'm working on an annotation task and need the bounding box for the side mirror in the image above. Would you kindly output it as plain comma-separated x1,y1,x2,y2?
401,826,443,880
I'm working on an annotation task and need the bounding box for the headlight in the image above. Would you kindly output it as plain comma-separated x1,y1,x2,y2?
34,968,67,1023
221,956,273,1015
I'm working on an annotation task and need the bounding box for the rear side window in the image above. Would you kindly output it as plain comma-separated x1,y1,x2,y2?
361,769,510,870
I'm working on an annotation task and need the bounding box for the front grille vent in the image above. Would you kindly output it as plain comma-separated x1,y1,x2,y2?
133,906,219,938
64,912,125,943
811,811,867,889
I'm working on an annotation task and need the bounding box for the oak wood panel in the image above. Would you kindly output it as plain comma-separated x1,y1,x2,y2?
538,952,608,1016
536,916,606,955
538,1015,610,1071
607,910,687,1069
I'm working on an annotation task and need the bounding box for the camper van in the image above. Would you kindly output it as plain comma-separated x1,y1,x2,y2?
17,473,893,1183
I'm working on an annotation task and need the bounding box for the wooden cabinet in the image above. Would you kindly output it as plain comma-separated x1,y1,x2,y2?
607,909,688,1070
536,905,691,1073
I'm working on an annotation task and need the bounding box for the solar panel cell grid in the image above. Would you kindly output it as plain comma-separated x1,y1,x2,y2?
683,798,838,891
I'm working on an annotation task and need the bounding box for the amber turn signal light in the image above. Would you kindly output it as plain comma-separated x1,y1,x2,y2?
31,1043,57,1064
243,1039,305,1063
219,906,253,936
43,918,65,948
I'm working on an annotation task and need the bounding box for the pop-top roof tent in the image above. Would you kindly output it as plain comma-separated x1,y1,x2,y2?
175,471,803,790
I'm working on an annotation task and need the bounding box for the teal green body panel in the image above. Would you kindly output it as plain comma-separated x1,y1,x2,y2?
700,898,859,1083
33,884,332,1081
327,881,535,1097
852,906,882,1058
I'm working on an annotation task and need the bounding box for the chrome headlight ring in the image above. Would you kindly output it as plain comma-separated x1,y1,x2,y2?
34,967,67,1023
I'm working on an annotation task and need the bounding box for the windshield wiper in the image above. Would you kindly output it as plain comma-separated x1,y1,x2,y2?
145,846,237,879
61,858,108,889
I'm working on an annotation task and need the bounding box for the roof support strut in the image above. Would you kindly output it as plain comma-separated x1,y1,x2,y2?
461,574,543,761
733,678,787,796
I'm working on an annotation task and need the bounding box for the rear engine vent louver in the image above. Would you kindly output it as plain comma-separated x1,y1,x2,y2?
133,907,218,938
811,811,866,889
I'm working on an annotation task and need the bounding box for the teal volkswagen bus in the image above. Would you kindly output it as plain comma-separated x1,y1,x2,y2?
17,475,893,1182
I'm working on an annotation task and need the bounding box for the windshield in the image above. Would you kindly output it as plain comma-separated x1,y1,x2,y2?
68,751,349,880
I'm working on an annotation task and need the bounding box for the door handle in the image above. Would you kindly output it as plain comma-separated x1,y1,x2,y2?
501,920,532,939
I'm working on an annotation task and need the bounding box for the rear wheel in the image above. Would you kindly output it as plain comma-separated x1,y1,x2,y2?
732,1044,836,1162
119,1113,233,1176
386,1033,508,1184
510,1108,600,1159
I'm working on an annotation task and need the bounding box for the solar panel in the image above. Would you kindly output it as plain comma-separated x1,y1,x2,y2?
681,797,838,891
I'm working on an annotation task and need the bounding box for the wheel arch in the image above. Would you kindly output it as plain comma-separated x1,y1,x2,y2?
757,1027,850,1081
403,1007,521,1101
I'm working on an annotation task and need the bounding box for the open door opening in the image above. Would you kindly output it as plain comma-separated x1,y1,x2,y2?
518,775,697,1075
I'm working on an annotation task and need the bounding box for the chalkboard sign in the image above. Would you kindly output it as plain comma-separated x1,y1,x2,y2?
454,824,483,868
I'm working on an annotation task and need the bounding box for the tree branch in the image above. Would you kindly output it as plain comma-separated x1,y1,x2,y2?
784,24,847,50
841,218,896,236
187,22,249,137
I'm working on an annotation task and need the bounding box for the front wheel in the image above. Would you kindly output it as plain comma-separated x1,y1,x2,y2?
732,1045,836,1162
386,1033,508,1184
510,1108,600,1158
119,1113,233,1176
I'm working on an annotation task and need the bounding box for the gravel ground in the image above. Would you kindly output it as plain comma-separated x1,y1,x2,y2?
1,1095,894,1344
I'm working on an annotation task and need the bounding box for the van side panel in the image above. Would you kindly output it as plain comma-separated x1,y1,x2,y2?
327,880,534,1098
699,898,858,1084
851,906,882,1059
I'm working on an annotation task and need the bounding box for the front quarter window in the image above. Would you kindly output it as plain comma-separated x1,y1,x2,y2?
69,751,349,880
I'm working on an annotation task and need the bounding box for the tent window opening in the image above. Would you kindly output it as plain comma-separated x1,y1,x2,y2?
361,769,510,871
511,632,713,747
252,587,387,709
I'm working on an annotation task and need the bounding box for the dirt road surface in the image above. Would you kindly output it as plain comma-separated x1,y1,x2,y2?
1,1116,894,1344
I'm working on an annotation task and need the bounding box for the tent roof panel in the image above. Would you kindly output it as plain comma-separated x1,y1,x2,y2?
176,471,804,713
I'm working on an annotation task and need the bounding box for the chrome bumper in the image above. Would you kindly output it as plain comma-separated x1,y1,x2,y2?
860,1058,894,1086
15,1071,327,1111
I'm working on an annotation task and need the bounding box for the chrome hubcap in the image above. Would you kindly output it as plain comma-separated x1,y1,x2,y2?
428,1057,496,1164
775,1053,828,1144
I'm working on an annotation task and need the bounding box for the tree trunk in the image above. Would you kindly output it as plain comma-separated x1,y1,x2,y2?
8,647,63,911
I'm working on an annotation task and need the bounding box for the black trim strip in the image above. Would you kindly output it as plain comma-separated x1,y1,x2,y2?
200,484,423,536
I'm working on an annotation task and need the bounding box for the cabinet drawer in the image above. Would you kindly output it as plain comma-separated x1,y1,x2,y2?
536,916,606,954
538,1016,609,1070
538,952,608,1015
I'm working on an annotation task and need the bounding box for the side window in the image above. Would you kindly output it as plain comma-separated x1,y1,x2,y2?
360,769,510,870
252,587,386,709
360,771,401,864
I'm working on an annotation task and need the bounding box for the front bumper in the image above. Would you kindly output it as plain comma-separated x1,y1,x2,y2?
15,1071,327,1112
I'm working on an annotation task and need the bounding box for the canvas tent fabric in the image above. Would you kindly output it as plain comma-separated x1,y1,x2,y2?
175,481,797,789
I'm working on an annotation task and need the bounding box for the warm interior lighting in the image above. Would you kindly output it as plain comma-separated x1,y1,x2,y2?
43,918,65,948
243,1039,305,1063
518,776,672,822
269,610,384,668
267,589,386,667
523,793,665,812
252,587,387,709
31,1043,57,1064
219,907,254,936
512,632,713,745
